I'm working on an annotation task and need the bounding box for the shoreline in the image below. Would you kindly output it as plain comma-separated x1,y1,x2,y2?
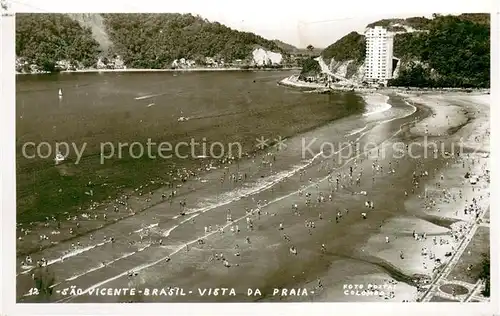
278,74,490,95
288,91,490,303
15,73,364,253
15,88,489,302
16,93,424,302
16,67,302,75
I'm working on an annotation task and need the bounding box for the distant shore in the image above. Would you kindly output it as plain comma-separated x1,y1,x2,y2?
16,66,302,75
279,74,376,93
278,74,490,94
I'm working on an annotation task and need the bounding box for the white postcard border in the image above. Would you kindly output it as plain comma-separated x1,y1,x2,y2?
2,1,499,315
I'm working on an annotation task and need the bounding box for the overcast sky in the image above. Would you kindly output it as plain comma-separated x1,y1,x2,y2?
200,13,432,48
10,0,493,48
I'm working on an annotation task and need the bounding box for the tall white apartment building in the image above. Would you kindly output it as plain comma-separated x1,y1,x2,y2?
364,26,394,83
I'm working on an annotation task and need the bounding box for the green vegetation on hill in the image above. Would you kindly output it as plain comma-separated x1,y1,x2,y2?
321,31,365,64
16,13,292,71
304,13,489,88
16,14,100,71
389,14,490,88
272,39,299,53
367,16,431,31
456,13,490,25
67,13,112,51
101,13,285,69
299,57,321,78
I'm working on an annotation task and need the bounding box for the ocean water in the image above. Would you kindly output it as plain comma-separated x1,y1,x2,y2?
16,70,368,223
16,71,420,302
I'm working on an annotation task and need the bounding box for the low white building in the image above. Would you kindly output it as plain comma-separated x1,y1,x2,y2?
252,48,282,66
56,60,72,69
112,55,125,69
96,57,107,69
172,58,195,68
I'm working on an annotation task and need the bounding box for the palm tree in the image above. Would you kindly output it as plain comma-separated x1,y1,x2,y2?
478,253,490,297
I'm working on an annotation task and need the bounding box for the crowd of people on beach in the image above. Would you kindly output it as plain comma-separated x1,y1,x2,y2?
18,105,490,303
21,145,487,301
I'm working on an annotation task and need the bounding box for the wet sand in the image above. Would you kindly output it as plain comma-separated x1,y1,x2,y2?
16,91,489,303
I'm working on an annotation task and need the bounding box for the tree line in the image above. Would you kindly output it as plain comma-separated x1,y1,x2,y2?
302,14,490,88
16,13,289,71
16,14,101,72
16,13,292,71
101,13,287,69
321,31,366,64
389,14,490,88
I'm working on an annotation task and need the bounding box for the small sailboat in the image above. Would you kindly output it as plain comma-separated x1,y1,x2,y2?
54,151,65,165
58,89,63,98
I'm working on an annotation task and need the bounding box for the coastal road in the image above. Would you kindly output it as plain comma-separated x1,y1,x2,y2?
420,206,489,302
463,280,484,302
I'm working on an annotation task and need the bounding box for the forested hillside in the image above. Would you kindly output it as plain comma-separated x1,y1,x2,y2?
16,13,290,71
390,14,490,88
101,13,286,68
16,14,100,72
321,31,366,64
304,13,490,88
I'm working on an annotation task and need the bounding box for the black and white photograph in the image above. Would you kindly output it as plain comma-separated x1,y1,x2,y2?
1,0,499,315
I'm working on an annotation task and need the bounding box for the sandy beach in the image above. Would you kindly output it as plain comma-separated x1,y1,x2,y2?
16,90,489,303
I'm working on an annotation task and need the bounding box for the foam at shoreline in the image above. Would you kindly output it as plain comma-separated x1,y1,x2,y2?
173,152,325,222
362,93,392,116
17,89,489,303
58,112,420,302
